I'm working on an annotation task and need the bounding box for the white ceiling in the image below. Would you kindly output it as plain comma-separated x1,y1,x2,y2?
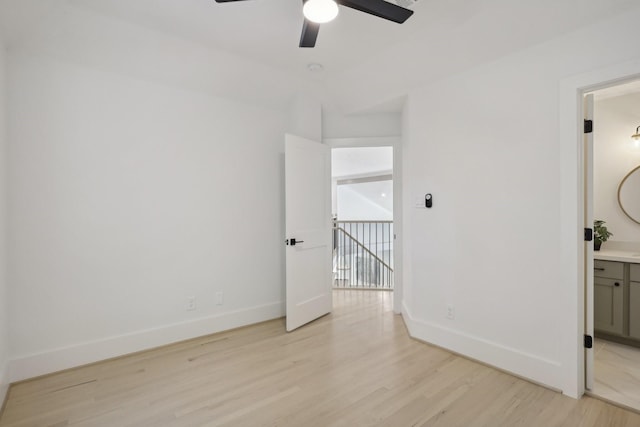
1,0,639,113
61,0,638,72
66,0,426,75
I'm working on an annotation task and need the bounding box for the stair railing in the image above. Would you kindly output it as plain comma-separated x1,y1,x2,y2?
333,220,394,289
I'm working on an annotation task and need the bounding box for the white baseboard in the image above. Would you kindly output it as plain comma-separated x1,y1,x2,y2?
401,302,564,393
9,301,284,383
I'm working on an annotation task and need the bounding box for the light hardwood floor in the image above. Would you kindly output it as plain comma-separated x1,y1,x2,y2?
593,338,640,411
2,290,640,426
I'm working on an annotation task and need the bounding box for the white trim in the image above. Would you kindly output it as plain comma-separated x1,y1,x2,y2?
401,302,563,392
392,135,403,314
559,60,640,398
323,134,403,312
324,136,399,148
8,302,284,383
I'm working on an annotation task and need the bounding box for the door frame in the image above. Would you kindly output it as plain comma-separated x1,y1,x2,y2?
583,93,594,391
324,136,403,313
560,60,640,398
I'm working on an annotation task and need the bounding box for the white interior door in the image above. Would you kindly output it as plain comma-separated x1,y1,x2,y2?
285,134,332,332
584,93,595,390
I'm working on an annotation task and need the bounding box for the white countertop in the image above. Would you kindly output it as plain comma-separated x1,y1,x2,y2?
594,249,640,263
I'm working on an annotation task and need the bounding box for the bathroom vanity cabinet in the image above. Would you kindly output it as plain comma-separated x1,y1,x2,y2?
594,260,624,335
630,264,640,340
594,256,640,346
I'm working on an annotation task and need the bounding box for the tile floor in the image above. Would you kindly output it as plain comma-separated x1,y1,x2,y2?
593,338,640,411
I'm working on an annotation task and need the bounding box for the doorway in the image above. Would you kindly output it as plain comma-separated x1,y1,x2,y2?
331,146,394,290
324,135,402,313
584,80,640,409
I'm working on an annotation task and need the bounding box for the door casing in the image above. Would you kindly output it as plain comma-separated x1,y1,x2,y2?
560,61,640,398
325,136,402,313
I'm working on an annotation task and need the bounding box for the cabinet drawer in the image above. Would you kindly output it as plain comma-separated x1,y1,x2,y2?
594,260,624,279
630,264,640,282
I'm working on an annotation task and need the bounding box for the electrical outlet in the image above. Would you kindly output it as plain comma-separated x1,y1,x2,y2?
446,305,455,320
215,291,224,306
186,296,196,311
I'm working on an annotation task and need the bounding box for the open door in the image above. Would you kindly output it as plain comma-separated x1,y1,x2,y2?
584,93,595,390
285,134,332,332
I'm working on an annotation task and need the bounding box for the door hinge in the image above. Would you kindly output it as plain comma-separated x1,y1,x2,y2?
584,334,593,349
584,228,593,242
584,119,593,134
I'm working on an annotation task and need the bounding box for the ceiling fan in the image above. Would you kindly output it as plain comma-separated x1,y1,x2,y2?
214,0,414,48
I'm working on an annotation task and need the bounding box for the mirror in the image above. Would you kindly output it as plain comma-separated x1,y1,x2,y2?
618,165,640,225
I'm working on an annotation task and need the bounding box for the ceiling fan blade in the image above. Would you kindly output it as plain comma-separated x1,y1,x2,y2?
339,0,413,23
300,19,320,48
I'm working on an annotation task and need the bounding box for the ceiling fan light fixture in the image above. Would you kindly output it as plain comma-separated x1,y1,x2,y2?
303,0,339,24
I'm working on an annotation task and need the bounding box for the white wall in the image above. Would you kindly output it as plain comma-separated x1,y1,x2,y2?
323,112,401,139
0,39,9,404
6,52,288,381
336,181,393,221
288,94,322,142
401,5,640,397
594,93,640,244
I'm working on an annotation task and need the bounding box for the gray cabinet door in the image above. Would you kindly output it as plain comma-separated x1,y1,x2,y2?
594,277,624,335
631,264,640,282
630,281,640,339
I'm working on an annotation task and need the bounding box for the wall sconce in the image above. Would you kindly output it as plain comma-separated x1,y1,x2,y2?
631,126,640,151
633,125,640,148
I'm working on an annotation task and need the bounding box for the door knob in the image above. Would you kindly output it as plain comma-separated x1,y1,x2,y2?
286,238,304,246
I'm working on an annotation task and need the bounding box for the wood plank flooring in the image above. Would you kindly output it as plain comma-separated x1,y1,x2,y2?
2,290,640,426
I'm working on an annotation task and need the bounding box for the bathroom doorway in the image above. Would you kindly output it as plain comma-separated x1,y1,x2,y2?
585,79,640,410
